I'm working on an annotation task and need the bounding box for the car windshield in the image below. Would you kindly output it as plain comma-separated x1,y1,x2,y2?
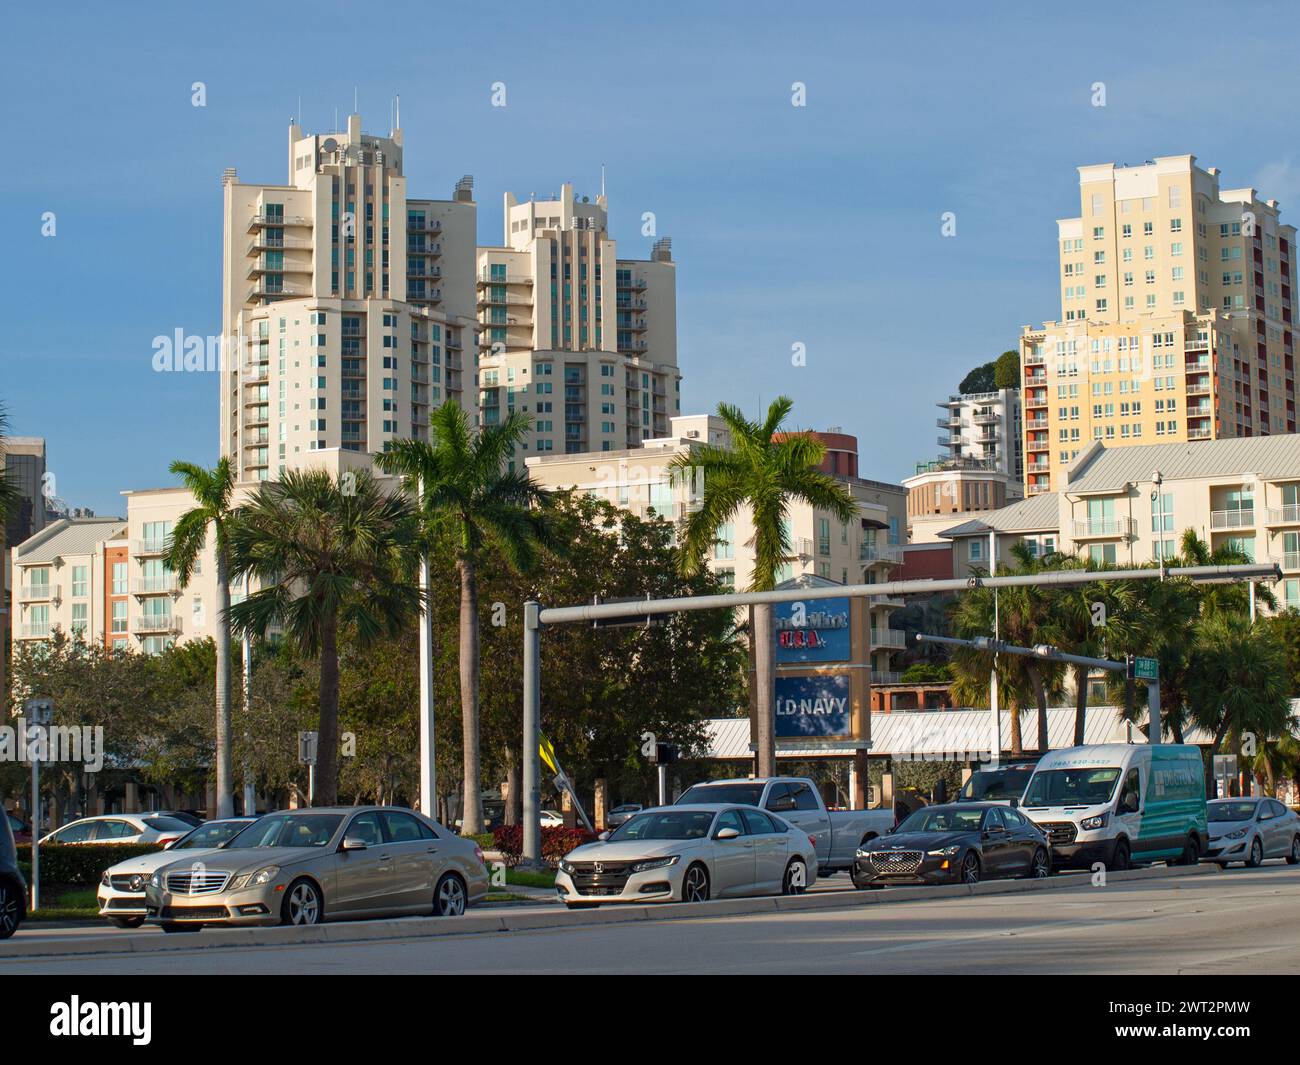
1209,801,1258,822
226,813,343,849
609,811,715,841
959,766,1034,801
1023,768,1121,806
896,808,985,834
142,816,193,832
173,820,253,850
676,783,763,806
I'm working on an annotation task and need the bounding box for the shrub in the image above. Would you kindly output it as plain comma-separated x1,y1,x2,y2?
491,824,597,867
16,843,164,888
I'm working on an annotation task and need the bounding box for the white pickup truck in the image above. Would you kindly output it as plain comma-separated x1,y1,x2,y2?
675,776,896,875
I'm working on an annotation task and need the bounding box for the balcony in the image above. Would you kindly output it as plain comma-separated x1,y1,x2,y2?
135,614,183,635
477,271,533,285
1265,504,1300,526
19,623,51,639
245,236,312,255
132,538,170,556
860,543,903,564
247,283,310,303
1278,551,1300,572
869,594,905,609
1027,483,1051,496
871,671,902,686
246,213,311,232
406,218,442,234
617,277,648,290
936,416,961,430
133,575,178,596
1188,427,1212,440
19,584,57,601
869,627,907,649
1210,508,1256,530
1071,516,1136,539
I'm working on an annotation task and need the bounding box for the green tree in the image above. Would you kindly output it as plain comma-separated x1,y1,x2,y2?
165,458,238,817
993,350,1020,389
958,362,995,394
1261,610,1300,696
1187,614,1292,794
0,400,22,720
226,469,421,805
376,401,549,834
669,398,856,776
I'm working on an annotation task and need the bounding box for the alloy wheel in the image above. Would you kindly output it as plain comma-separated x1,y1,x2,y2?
436,875,466,916
1290,837,1300,865
287,881,321,925
683,865,710,903
784,860,808,895
1032,850,1050,878
0,886,19,938
962,854,980,885
1248,838,1263,868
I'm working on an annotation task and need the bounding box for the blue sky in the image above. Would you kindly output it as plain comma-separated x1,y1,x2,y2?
5,0,1300,515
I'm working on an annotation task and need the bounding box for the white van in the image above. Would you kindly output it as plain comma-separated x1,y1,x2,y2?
1020,744,1207,870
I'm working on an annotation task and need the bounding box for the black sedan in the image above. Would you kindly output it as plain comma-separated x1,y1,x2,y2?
852,802,1051,887
1,801,26,939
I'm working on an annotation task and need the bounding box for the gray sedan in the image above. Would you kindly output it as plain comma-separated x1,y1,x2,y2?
1203,797,1300,868
144,806,488,932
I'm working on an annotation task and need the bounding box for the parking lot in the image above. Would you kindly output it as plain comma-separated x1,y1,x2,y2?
3,863,1296,975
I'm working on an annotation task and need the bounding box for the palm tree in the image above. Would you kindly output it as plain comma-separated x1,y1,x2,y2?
1188,613,1292,795
165,458,238,818
375,402,548,834
668,398,856,776
226,469,421,805
1178,528,1276,617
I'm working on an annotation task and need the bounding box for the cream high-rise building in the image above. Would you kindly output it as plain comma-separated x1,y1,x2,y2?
1021,155,1298,496
476,184,679,459
220,113,478,481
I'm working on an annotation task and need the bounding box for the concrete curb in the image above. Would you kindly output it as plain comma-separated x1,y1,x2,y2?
0,863,1213,960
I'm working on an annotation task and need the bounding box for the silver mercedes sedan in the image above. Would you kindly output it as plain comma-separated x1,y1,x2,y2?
555,804,817,908
143,806,488,932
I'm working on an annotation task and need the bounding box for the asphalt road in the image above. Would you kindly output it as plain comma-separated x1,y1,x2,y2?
4,864,1297,974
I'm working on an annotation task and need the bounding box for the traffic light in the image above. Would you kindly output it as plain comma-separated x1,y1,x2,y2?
648,743,679,765
1125,654,1136,680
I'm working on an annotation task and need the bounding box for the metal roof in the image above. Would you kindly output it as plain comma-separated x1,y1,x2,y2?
702,707,1224,760
938,492,1060,539
11,517,126,564
1067,434,1300,494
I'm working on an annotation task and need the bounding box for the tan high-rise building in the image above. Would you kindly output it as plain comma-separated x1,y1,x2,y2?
476,184,679,459
1021,155,1298,496
220,113,478,480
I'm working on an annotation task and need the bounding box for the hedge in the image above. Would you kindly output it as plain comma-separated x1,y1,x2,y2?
15,843,164,887
492,825,597,867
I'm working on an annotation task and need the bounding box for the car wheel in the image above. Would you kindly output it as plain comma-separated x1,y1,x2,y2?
159,922,202,934
1027,848,1051,879
1110,839,1131,872
682,863,710,903
111,916,146,929
280,878,324,926
1247,837,1264,868
1172,834,1199,867
960,853,980,885
434,873,467,917
0,883,22,940
1287,836,1300,866
782,858,808,896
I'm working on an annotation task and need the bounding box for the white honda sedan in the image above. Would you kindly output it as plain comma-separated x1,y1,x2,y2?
555,804,816,908
40,814,194,847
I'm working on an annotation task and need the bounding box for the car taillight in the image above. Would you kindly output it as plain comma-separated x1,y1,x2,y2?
809,835,817,849
474,846,485,865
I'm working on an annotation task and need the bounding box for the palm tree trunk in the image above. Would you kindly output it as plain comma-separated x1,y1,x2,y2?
458,557,483,835
752,602,776,777
214,548,234,818
1025,663,1048,755
1167,682,1185,743
1009,697,1023,757
1072,663,1089,746
316,609,340,806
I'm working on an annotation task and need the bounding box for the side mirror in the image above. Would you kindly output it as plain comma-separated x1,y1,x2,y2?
341,836,368,851
597,831,610,841
886,825,896,834
1009,798,1020,809
715,827,741,840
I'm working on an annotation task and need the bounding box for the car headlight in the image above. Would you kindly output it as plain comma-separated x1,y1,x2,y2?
101,871,111,887
229,865,279,891
926,846,961,857
1081,813,1109,831
149,871,162,889
1225,828,1248,840
629,856,679,874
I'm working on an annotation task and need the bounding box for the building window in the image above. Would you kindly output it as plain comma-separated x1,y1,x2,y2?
112,562,128,596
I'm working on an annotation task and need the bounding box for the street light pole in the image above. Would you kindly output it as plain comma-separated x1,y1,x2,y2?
522,601,542,867
418,476,437,820
242,632,255,816
988,529,1001,765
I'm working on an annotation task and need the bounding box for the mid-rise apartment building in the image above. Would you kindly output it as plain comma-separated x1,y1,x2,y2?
1021,155,1298,496
934,388,1023,484
220,113,477,481
476,184,679,457
935,434,1300,612
525,418,909,683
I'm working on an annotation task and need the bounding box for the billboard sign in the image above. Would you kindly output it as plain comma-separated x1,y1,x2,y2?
774,596,851,663
775,674,852,737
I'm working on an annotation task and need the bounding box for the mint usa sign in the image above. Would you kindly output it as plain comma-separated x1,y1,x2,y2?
774,597,851,663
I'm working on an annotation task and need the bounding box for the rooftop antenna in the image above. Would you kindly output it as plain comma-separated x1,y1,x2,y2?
334,107,338,132
395,94,400,130
297,96,302,125
601,163,606,199
353,86,358,114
